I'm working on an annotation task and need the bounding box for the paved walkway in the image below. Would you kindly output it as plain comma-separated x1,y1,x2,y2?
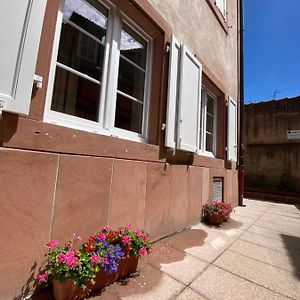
93,199,300,300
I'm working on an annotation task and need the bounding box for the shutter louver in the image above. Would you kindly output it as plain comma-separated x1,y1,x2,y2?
227,97,238,161
177,45,202,152
165,35,181,148
0,0,47,116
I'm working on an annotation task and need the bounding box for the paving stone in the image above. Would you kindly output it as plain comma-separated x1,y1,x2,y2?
190,265,289,300
145,242,208,285
254,220,300,238
175,287,208,300
240,231,300,253
229,239,295,272
106,261,184,300
213,250,300,299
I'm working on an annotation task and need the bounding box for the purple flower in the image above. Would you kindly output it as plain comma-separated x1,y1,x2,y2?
96,233,106,242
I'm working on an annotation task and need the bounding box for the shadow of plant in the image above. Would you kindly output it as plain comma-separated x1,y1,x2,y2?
13,262,44,300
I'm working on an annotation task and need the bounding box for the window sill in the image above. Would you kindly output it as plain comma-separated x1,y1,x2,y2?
205,0,228,34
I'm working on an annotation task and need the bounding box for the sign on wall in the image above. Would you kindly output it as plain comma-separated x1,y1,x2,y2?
287,130,300,139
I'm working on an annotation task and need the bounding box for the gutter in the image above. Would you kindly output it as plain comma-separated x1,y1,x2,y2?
238,0,245,206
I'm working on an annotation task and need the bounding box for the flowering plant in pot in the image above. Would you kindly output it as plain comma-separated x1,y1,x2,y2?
36,225,152,300
203,202,228,225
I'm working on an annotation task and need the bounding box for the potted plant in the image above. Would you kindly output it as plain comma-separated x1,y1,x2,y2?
223,203,233,221
203,202,228,225
36,225,152,300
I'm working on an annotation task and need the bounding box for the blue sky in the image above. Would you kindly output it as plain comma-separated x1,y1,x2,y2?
244,0,300,103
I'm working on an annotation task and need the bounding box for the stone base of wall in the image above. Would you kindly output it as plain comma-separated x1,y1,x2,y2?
0,147,238,299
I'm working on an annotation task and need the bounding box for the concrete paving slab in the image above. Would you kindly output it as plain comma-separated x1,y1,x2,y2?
229,239,295,272
213,250,300,299
247,224,297,240
254,220,300,237
240,231,300,254
175,287,208,300
260,214,300,226
145,241,208,285
190,265,289,300
106,260,184,300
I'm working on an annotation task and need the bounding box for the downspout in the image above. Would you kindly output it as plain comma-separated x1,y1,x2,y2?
238,0,245,206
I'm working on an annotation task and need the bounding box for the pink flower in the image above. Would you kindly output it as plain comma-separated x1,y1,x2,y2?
37,272,48,283
139,247,147,256
122,236,131,244
102,226,110,232
65,251,78,269
90,253,101,264
135,229,142,237
97,233,106,241
125,223,132,230
46,240,59,249
57,253,66,263
142,235,148,241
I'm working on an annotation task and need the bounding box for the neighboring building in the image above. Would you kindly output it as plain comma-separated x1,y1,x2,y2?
244,96,300,201
0,0,241,297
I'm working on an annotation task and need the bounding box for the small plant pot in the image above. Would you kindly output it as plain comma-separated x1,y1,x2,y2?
208,214,223,225
53,256,138,300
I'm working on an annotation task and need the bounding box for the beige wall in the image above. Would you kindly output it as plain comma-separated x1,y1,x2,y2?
148,0,239,99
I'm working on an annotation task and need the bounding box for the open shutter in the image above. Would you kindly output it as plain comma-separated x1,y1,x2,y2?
165,35,181,148
177,45,202,152
215,0,225,16
0,0,47,116
227,97,238,161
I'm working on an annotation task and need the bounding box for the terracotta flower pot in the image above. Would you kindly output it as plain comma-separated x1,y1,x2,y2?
53,256,139,300
208,214,223,225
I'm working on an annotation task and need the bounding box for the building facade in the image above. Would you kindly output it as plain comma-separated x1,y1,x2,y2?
244,96,300,202
0,0,241,297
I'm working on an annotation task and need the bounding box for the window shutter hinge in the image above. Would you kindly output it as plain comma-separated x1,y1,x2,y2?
161,123,166,131
225,146,228,151
34,74,43,89
0,99,5,120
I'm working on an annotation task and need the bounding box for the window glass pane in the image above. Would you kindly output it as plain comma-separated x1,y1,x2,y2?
57,24,105,81
206,133,213,152
207,95,214,115
63,0,107,41
117,57,145,101
51,67,100,121
120,24,147,69
206,114,214,134
115,94,143,133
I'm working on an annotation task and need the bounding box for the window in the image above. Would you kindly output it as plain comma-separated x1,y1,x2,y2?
199,87,217,156
44,0,152,142
213,177,223,202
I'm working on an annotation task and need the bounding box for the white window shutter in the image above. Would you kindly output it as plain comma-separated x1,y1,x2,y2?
177,45,202,152
0,0,47,116
227,97,238,161
165,35,181,148
215,0,226,16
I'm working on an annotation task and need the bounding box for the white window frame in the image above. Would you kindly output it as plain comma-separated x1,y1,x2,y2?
198,86,217,157
44,0,152,143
